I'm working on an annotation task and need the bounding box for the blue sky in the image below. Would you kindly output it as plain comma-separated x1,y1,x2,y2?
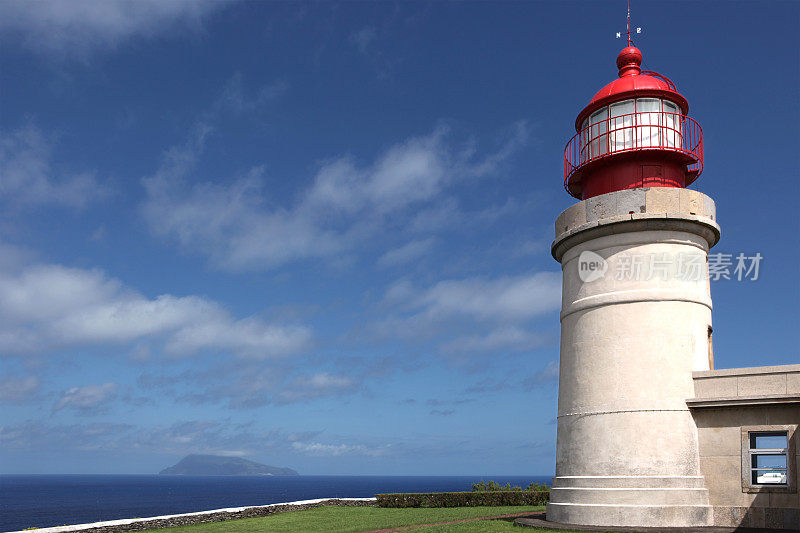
0,0,797,476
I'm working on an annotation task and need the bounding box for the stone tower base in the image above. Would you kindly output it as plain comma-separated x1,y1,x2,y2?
547,475,711,527
548,188,720,528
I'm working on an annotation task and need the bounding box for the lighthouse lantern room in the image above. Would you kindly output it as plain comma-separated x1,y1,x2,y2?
564,45,703,200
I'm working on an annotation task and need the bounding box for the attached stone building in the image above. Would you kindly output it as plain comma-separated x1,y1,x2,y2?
689,365,799,529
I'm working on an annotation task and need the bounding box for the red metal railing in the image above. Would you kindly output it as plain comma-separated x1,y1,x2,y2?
564,111,703,192
640,71,678,91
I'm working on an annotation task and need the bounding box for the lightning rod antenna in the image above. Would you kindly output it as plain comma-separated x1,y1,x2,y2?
616,0,642,46
627,0,632,46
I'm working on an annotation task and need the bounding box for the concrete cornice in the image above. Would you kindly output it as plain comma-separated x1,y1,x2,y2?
693,364,800,378
691,364,800,402
552,188,720,262
686,394,800,409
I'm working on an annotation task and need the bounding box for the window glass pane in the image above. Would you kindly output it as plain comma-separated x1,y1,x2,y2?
753,454,787,469
589,108,608,158
751,432,788,449
637,98,661,112
590,108,607,125
609,99,634,118
609,100,634,152
662,100,680,148
753,470,788,485
636,98,661,147
580,119,589,163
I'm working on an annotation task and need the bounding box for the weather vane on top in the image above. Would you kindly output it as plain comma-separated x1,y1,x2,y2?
616,0,642,46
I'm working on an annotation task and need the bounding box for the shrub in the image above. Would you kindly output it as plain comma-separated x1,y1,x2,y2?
525,482,550,492
472,480,512,492
375,490,549,508
471,480,550,493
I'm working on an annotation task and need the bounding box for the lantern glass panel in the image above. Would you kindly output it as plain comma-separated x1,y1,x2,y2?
663,100,681,148
636,98,661,148
580,118,589,163
609,99,634,152
589,108,608,159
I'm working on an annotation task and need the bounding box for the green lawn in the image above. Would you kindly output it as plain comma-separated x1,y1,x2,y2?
144,505,553,533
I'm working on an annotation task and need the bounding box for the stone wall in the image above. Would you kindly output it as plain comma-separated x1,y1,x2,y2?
692,364,800,402
13,499,376,533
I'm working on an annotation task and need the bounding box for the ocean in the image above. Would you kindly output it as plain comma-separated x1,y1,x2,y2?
0,474,550,531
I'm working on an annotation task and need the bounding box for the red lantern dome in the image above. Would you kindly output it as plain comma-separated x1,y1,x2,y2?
564,46,703,200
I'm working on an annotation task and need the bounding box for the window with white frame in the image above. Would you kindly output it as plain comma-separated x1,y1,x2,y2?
749,432,789,485
742,425,796,493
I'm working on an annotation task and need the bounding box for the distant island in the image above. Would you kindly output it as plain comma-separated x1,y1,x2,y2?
159,454,299,476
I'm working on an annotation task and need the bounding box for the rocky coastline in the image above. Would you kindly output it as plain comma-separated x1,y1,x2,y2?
11,498,377,533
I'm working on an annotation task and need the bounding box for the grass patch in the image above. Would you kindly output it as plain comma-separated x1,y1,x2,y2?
144,505,544,532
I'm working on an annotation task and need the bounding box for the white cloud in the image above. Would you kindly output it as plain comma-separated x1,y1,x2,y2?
134,421,254,455
0,421,134,452
0,0,227,58
0,260,312,358
304,123,528,215
372,271,561,358
276,372,358,403
141,361,367,408
523,360,560,390
537,360,559,381
306,127,451,213
0,125,108,208
377,238,435,267
383,280,417,304
391,271,562,322
0,376,40,403
142,140,348,270
0,419,388,465
0,419,278,458
291,441,389,457
165,318,311,359
142,122,529,271
442,326,548,354
54,383,118,413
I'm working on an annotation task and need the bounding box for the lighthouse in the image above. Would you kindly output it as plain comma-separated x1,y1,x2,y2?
546,43,720,527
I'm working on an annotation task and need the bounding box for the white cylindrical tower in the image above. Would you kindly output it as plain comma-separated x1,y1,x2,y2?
546,46,721,528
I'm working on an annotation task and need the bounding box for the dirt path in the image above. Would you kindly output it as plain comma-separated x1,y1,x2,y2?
362,511,544,532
